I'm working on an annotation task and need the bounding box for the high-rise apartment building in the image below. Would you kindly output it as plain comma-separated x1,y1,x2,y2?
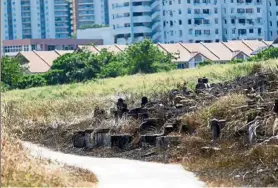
1,0,72,40
222,0,267,41
2,0,278,42
267,0,278,40
53,0,73,39
72,0,109,29
1,0,109,40
162,0,223,43
109,0,278,44
109,0,155,44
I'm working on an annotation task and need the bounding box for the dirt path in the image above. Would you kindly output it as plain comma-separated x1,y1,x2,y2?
22,141,206,188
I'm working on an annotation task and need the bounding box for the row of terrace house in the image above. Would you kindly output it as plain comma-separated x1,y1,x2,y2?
16,39,273,73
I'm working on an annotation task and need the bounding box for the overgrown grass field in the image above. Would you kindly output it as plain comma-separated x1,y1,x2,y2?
3,59,278,124
2,59,278,186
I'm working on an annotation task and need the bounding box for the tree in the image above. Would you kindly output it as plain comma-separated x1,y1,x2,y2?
17,74,47,89
1,56,24,89
123,39,175,74
45,50,102,84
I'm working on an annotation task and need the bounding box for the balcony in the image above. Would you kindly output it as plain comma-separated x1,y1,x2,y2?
132,5,151,12
113,27,132,35
152,32,161,42
133,15,152,23
151,0,160,11
151,11,160,21
78,0,94,4
134,36,145,43
117,37,132,44
152,21,160,31
113,16,130,24
133,26,152,34
133,0,152,2
55,1,68,5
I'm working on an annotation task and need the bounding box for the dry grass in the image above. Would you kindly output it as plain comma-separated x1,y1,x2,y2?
2,59,278,187
179,94,278,187
1,101,98,186
3,60,277,125
1,134,98,187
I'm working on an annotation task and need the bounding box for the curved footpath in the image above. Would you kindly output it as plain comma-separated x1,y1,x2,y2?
22,141,206,188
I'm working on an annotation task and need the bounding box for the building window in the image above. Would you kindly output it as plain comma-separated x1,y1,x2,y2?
258,28,262,35
204,30,210,35
179,20,182,25
232,28,236,34
179,30,183,37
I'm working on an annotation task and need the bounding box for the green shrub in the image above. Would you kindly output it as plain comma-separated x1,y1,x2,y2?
1,56,24,89
249,47,278,62
197,60,214,68
17,74,47,89
229,59,244,64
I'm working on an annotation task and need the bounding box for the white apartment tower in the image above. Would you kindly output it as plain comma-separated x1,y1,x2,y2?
267,0,278,40
73,0,109,29
162,0,223,43
1,0,109,40
109,0,159,44
1,0,73,39
109,0,278,44
222,0,267,41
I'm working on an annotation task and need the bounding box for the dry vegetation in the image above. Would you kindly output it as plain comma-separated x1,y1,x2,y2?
1,131,98,187
180,94,278,187
2,59,278,186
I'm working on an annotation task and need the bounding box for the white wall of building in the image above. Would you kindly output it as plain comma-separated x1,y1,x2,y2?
77,27,114,44
45,0,56,38
109,0,154,44
30,0,41,38
162,0,222,43
267,0,278,40
221,0,267,41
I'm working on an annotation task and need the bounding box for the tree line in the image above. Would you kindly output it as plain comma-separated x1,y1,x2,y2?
1,39,176,91
2,39,277,91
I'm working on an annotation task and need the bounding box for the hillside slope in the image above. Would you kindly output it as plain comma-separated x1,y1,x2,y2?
2,59,278,186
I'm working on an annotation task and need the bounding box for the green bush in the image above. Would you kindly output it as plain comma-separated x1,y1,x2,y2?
197,60,214,68
123,39,175,74
249,47,278,62
17,74,47,89
1,56,24,89
229,59,244,64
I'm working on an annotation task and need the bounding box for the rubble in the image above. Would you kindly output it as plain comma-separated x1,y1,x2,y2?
69,68,278,166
